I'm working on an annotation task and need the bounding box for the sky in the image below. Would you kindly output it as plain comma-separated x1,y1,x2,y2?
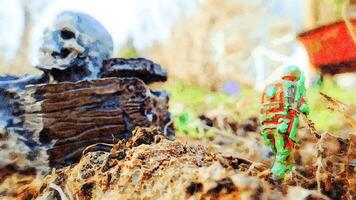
0,0,199,64
0,0,305,66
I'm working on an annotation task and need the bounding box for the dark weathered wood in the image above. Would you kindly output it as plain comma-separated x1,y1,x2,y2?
100,58,167,84
0,73,48,92
15,77,173,167
0,56,172,170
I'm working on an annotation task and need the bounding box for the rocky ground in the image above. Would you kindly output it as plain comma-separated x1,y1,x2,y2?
1,120,355,200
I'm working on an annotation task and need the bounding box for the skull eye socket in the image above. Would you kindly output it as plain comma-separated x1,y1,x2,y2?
51,48,71,59
60,30,75,40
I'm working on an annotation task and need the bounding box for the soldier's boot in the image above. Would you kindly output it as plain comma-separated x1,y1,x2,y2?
271,131,290,180
271,150,290,180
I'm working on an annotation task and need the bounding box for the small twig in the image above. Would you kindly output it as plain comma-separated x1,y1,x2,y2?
315,156,323,193
82,142,114,156
49,183,70,200
64,183,75,200
244,162,264,175
256,169,271,178
163,118,173,137
292,170,314,187
293,170,311,182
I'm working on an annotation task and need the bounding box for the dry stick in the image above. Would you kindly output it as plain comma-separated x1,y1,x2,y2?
315,132,327,193
319,92,348,110
319,92,356,130
299,112,321,139
298,107,327,193
299,113,324,193
300,91,356,193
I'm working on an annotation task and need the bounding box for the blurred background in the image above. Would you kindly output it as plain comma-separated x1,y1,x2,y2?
0,0,355,139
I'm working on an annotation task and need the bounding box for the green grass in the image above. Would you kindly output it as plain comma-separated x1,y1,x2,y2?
165,83,261,117
165,78,355,137
166,83,238,112
164,82,259,137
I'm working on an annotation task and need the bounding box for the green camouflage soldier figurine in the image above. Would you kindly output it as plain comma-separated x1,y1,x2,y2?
260,65,309,179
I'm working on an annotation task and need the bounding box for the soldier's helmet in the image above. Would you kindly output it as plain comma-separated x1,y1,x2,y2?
281,65,301,81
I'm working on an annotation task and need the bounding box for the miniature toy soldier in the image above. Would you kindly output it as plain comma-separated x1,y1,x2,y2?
260,65,309,179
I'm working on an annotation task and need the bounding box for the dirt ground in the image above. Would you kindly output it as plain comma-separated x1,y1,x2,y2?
1,116,355,200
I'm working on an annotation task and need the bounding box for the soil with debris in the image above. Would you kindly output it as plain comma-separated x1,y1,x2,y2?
1,124,354,200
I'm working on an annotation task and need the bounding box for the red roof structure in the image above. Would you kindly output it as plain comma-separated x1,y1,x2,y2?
298,20,356,74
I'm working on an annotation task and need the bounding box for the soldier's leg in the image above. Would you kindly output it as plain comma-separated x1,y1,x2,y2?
261,129,276,154
271,130,290,179
284,138,295,172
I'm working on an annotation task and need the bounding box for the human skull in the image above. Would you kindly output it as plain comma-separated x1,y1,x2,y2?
38,11,113,80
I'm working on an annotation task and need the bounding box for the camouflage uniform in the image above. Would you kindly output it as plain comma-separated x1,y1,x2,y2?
260,66,309,179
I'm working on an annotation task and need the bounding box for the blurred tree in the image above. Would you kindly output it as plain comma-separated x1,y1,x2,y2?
15,0,32,66
14,0,53,68
118,39,139,58
325,0,345,13
304,0,319,29
149,0,302,89
304,0,356,29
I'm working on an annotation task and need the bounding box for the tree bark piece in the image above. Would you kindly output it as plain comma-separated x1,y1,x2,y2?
16,77,173,167
101,58,168,84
